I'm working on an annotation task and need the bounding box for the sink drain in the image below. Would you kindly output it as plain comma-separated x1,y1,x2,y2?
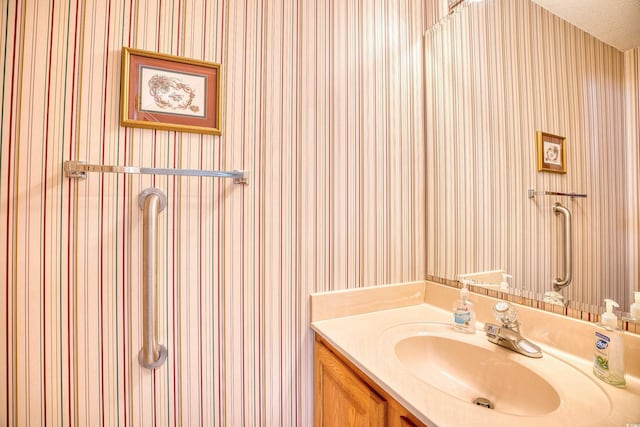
472,397,495,409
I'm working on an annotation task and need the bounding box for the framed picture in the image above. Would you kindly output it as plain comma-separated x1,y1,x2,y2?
537,131,566,174
448,0,465,13
121,47,221,135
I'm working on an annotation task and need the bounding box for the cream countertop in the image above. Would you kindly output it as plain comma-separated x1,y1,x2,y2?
310,281,640,427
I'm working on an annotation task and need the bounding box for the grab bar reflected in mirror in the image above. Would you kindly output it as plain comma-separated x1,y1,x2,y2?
138,188,168,370
552,202,572,291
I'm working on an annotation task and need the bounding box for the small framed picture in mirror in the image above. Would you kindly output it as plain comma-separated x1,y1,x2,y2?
537,131,566,174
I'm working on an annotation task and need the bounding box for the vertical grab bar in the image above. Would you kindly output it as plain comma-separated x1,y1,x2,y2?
552,202,572,291
138,188,168,369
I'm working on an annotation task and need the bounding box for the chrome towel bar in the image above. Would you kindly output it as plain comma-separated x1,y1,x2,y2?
64,160,248,184
528,189,586,199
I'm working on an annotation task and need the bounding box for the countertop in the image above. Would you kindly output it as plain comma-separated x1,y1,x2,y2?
310,281,640,427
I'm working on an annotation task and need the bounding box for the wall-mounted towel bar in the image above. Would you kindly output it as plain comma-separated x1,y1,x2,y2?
527,189,587,199
64,160,248,184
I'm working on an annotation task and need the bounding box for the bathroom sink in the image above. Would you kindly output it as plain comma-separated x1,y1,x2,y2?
395,335,559,416
378,322,612,420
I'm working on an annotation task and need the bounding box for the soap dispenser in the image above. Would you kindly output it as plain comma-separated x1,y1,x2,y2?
593,299,625,387
453,280,476,334
499,273,512,293
631,292,640,320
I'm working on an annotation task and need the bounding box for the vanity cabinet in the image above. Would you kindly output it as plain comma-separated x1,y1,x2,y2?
314,336,426,427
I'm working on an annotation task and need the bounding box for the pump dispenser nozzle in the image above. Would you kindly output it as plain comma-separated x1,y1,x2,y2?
631,292,640,320
460,279,473,300
500,273,512,293
602,299,620,329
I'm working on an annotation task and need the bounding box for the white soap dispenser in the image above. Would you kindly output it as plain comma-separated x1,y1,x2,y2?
500,273,512,293
631,291,640,320
453,280,476,334
593,299,625,387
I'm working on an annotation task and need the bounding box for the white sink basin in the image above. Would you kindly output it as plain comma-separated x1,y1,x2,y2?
379,322,612,421
395,334,560,416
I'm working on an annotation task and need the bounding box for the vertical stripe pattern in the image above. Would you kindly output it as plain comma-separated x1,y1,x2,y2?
425,0,638,313
625,47,640,312
0,0,438,425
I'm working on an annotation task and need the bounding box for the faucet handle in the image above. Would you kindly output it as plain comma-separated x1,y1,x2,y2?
484,323,501,338
493,301,519,330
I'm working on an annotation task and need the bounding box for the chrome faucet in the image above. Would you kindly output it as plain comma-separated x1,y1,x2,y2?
484,302,542,358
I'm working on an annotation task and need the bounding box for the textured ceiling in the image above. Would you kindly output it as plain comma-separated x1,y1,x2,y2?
531,0,640,51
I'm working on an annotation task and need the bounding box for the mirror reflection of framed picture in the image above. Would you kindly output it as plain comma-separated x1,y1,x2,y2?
537,131,566,174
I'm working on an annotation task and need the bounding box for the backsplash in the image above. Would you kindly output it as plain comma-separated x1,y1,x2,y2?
426,275,640,335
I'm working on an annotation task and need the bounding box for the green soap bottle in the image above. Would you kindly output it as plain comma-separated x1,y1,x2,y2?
593,299,626,387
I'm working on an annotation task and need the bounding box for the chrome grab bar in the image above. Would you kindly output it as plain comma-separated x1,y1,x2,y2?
552,202,572,291
138,188,168,369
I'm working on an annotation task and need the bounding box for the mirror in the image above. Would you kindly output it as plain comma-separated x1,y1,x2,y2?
424,0,639,319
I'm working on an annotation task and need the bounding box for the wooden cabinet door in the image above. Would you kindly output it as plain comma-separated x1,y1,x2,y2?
398,415,421,427
315,341,387,427
388,405,425,427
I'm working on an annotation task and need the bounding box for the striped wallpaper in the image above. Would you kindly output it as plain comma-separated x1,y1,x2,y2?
425,0,639,313
0,0,441,426
625,46,640,315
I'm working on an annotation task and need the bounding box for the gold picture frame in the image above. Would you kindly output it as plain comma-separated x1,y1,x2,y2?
537,131,566,174
448,0,465,13
121,47,221,135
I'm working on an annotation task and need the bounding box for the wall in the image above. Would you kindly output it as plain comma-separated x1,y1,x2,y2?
0,0,440,425
425,0,637,311
625,47,640,306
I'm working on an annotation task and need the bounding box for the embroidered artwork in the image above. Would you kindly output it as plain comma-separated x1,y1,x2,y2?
139,66,206,118
148,75,198,112
543,141,561,166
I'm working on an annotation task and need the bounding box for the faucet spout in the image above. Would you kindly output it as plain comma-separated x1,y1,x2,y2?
484,323,542,358
485,301,543,358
